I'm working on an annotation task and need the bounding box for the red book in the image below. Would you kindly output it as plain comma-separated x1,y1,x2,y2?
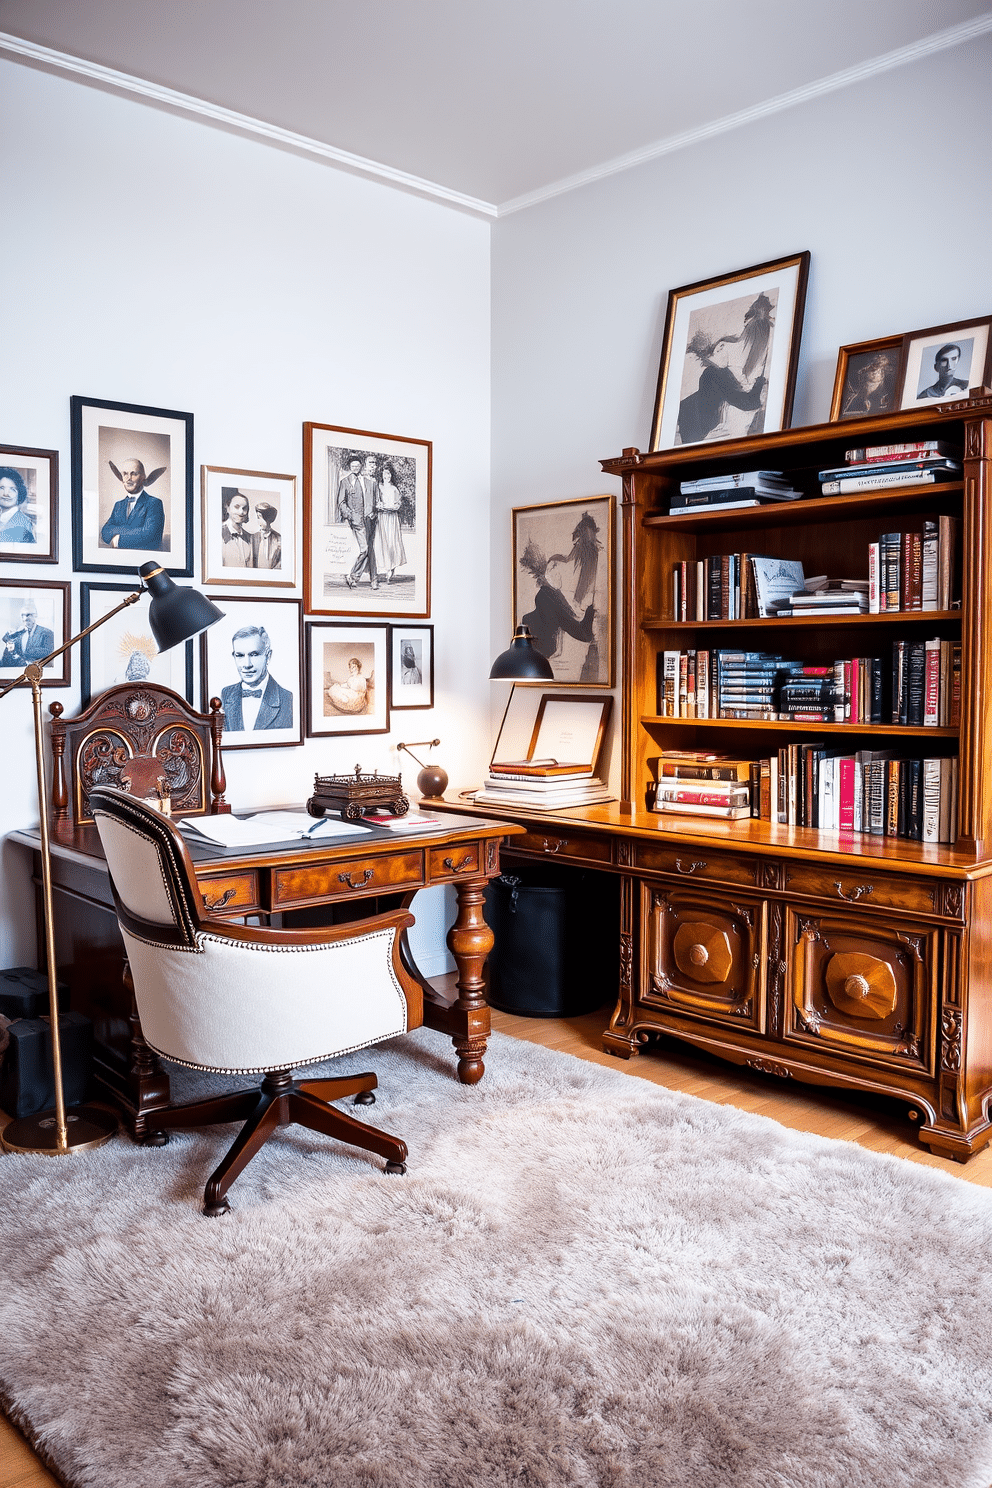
950,644,962,726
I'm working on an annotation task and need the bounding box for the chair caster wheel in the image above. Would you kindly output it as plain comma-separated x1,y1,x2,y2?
142,1129,169,1147
354,1090,376,1106
384,1160,407,1175
203,1197,231,1217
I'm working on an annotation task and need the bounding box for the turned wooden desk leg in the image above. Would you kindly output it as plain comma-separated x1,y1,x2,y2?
124,961,171,1140
447,877,494,1085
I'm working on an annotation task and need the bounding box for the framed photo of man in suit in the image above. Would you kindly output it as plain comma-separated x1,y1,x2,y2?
0,578,70,687
71,395,194,576
201,595,303,750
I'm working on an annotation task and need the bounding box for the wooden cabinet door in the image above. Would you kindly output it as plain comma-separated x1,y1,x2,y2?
783,907,938,1076
642,884,764,1032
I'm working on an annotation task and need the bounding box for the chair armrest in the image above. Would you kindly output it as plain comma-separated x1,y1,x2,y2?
196,905,416,949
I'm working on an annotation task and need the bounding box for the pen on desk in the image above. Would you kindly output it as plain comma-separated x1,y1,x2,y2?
305,817,329,836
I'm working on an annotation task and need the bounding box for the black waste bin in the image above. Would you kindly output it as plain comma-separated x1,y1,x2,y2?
484,863,619,1017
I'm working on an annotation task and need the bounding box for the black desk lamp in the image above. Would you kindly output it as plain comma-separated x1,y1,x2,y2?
489,625,554,680
0,562,224,1157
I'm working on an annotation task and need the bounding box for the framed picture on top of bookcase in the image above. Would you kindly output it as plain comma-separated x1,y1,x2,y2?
649,251,810,452
829,335,902,421
897,316,992,411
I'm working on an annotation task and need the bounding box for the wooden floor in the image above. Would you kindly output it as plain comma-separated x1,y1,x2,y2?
2,1002,990,1486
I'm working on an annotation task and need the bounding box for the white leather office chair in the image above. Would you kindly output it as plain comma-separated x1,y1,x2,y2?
89,785,423,1215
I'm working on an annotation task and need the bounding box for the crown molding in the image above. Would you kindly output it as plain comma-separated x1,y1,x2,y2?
0,31,498,219
496,12,992,217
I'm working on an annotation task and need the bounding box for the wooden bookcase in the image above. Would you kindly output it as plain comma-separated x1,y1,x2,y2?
594,401,992,1160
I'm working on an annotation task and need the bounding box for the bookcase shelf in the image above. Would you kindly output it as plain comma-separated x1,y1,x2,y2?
592,401,992,1160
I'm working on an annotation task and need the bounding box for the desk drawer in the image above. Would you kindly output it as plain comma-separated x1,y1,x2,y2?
197,870,261,915
270,851,424,908
782,864,943,917
428,842,481,880
510,830,613,866
634,843,758,889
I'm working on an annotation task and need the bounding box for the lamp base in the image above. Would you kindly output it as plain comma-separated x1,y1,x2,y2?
1,1103,118,1155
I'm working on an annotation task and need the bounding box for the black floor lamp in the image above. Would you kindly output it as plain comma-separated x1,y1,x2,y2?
0,562,224,1157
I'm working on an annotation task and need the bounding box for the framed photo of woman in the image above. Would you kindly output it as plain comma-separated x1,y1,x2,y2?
511,495,614,688
305,622,390,737
303,423,431,619
650,252,810,452
389,624,434,709
0,444,58,563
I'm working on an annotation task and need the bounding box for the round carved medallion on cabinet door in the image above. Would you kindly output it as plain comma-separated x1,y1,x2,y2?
824,952,897,1020
673,922,732,984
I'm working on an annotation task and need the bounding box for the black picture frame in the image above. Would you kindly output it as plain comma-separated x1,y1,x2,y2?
79,582,194,709
71,395,194,576
200,596,304,751
389,624,434,709
305,621,390,737
0,443,59,563
0,578,71,687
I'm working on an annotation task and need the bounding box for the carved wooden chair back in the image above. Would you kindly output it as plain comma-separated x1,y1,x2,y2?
49,683,227,828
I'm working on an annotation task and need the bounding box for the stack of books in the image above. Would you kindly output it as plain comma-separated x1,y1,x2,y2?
647,753,754,821
775,576,869,617
473,758,614,810
668,470,803,516
819,440,962,496
768,745,957,842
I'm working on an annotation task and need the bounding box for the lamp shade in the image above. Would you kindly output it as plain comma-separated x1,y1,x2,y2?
139,562,225,653
489,625,554,680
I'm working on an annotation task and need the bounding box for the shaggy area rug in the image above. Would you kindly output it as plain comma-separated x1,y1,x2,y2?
1,1028,992,1488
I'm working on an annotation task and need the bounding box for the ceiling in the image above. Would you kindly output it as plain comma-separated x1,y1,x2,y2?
2,0,989,211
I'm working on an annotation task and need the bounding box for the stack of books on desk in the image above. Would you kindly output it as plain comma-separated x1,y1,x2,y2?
668,470,803,516
473,758,614,810
647,753,754,820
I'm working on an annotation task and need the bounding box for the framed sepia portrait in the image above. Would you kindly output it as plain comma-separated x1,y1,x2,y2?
897,317,992,411
303,423,431,619
201,465,297,588
71,395,194,576
511,494,614,688
829,336,902,422
0,443,58,563
201,596,302,751
305,622,389,737
79,582,194,709
0,578,70,687
389,623,433,709
650,251,810,452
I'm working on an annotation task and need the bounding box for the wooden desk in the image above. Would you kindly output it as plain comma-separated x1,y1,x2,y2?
10,810,522,1137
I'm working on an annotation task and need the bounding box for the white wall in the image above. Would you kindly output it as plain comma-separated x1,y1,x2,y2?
490,39,992,758
0,60,493,975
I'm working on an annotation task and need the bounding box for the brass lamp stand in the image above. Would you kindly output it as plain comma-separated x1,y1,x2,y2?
1,564,223,1156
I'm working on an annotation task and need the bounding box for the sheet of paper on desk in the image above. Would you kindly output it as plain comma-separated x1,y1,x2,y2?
177,812,365,848
360,811,449,832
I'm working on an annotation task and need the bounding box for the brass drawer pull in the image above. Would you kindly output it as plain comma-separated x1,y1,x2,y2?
542,838,565,854
675,858,706,875
442,853,474,873
338,868,374,889
201,887,236,912
834,881,873,902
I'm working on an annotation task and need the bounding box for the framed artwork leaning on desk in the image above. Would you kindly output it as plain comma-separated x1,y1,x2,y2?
201,595,303,749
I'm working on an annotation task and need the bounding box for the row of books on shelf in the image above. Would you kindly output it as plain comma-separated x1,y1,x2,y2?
646,750,958,843
472,757,615,810
656,643,961,726
666,441,962,516
671,522,959,622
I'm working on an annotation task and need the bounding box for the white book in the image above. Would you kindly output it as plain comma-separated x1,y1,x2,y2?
922,758,942,843
472,787,615,809
868,543,881,613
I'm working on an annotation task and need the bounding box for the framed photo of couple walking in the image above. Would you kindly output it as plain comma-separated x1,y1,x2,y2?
649,252,810,452
303,423,431,619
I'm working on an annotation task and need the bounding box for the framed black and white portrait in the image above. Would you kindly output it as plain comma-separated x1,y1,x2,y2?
303,423,431,619
650,252,810,452
71,395,194,576
389,624,433,709
79,582,194,709
201,465,297,588
897,318,992,411
829,336,902,421
0,579,70,687
511,495,614,688
201,596,302,750
305,622,389,737
0,444,58,563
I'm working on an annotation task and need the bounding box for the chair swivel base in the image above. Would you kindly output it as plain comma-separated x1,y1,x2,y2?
140,1068,408,1215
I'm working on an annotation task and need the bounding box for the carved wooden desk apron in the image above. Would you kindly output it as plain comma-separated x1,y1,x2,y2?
13,811,521,1138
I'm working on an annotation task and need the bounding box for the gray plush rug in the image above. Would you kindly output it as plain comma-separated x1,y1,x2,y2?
2,1028,992,1488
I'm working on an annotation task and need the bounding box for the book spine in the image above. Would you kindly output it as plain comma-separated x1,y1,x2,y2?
838,757,855,832
844,440,948,462
695,559,705,621
658,763,752,781
922,759,942,842
950,644,962,726
922,521,939,610
906,759,922,840
868,542,880,613
906,642,925,727
708,556,722,620
686,649,697,718
821,471,939,494
720,555,731,621
678,652,688,717
883,533,901,612
696,649,709,719
924,639,941,726
662,651,678,717
654,787,749,806
886,759,900,837
759,758,771,821
904,531,922,610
